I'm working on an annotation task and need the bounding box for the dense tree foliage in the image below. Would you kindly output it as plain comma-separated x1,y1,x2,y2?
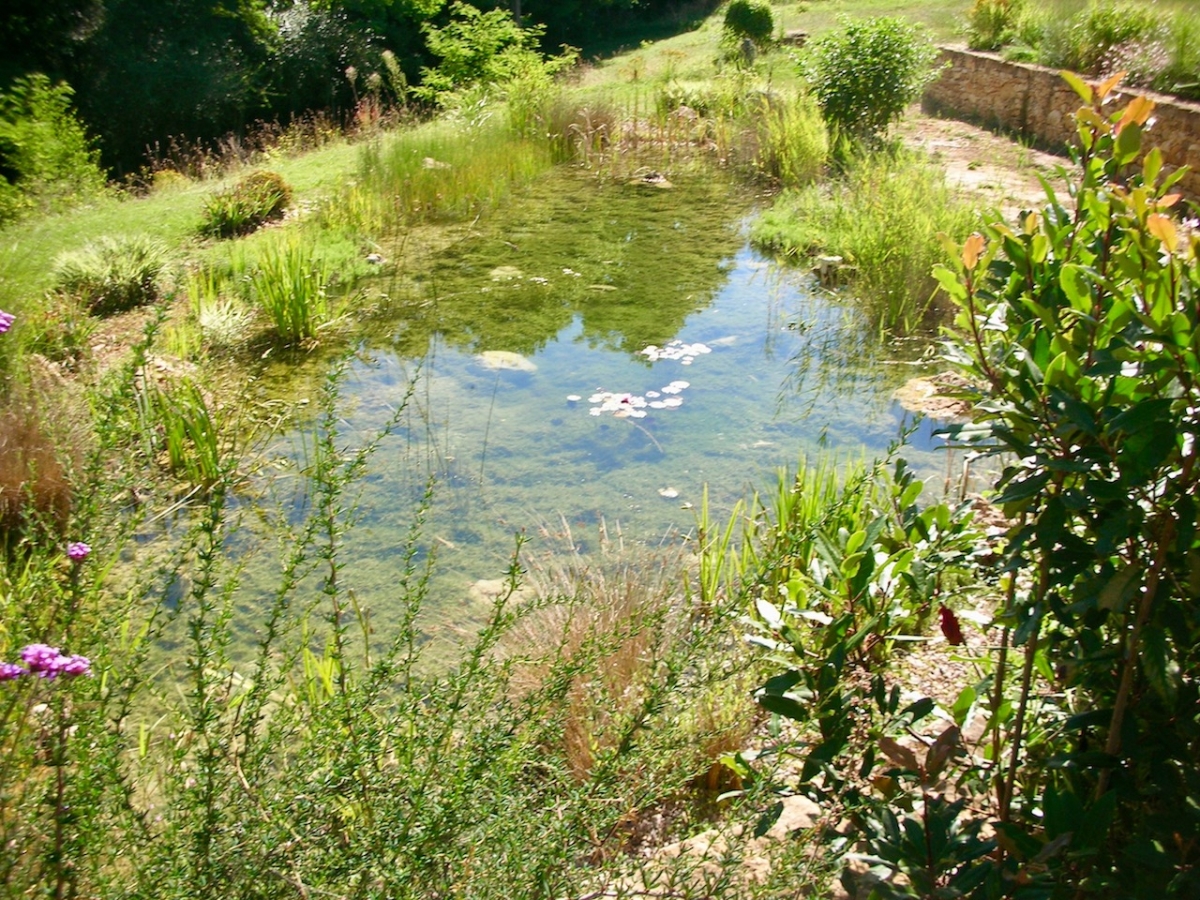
0,0,719,176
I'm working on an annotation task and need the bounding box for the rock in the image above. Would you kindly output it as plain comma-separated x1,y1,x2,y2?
422,157,451,169
468,578,531,605
489,265,523,281
814,254,850,286
475,350,537,372
893,375,971,419
629,170,673,189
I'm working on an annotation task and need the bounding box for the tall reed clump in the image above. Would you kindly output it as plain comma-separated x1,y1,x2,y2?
250,234,332,345
0,366,772,899
750,151,978,334
51,235,168,316
747,92,828,187
327,120,554,235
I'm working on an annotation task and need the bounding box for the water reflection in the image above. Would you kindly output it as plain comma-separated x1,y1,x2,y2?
241,168,949,652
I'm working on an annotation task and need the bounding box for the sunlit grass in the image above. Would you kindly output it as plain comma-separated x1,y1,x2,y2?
751,150,979,334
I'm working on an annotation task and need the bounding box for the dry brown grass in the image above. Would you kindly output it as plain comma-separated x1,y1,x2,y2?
508,525,758,785
0,378,85,540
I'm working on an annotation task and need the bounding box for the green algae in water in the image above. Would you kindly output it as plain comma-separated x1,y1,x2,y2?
234,167,952,658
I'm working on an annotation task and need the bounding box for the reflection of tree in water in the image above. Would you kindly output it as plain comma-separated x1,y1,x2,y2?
391,167,752,358
775,284,895,421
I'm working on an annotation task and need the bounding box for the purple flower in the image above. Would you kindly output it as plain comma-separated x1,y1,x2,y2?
67,542,91,561
0,662,26,681
57,655,91,677
21,643,61,674
0,310,13,334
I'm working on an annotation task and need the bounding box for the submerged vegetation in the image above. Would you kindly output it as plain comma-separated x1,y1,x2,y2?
2,1,1199,897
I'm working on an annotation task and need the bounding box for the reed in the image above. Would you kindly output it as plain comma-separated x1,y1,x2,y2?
250,234,332,345
751,150,978,334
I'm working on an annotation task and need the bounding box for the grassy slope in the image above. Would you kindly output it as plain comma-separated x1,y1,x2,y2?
0,140,363,316
0,1,974,320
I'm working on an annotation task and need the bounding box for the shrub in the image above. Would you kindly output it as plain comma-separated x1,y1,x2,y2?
0,75,107,225
723,0,775,50
51,235,167,316
806,17,940,146
930,82,1200,895
200,170,293,239
966,0,1025,51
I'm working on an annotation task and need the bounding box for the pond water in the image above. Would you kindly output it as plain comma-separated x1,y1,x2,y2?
239,166,948,653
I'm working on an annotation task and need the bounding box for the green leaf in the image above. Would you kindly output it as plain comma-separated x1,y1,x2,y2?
757,692,809,721
1097,565,1141,612
951,685,976,727
754,801,784,838
1107,398,1175,435
1059,263,1094,311
1061,70,1093,103
1141,624,1177,704
996,470,1051,505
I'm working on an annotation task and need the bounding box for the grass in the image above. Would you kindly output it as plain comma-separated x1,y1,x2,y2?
751,150,980,334
51,235,168,315
0,3,1080,895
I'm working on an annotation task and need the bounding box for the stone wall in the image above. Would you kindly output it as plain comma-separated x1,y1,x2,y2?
923,47,1200,199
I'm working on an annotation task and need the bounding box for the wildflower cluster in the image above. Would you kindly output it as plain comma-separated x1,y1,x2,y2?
0,309,13,334
0,644,92,681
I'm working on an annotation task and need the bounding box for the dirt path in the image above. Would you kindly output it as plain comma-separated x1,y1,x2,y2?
897,110,1073,220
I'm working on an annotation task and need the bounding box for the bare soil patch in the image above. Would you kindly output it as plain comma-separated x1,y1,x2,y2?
897,110,1072,219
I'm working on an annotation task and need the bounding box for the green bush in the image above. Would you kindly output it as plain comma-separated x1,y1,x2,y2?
966,0,1025,51
805,17,940,146
51,235,167,316
0,75,107,225
723,0,775,49
200,170,293,239
415,2,577,110
930,81,1200,895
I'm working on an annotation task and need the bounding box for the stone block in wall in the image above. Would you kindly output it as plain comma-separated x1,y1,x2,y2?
923,46,1200,198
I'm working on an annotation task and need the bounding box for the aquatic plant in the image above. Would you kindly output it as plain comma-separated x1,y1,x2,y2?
250,233,332,344
751,150,977,334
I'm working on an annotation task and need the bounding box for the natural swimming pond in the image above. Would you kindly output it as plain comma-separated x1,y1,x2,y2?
238,165,948,652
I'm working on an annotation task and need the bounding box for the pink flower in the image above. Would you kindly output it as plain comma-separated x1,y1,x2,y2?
0,662,26,681
67,542,91,561
57,655,92,677
21,644,61,674
0,311,13,334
